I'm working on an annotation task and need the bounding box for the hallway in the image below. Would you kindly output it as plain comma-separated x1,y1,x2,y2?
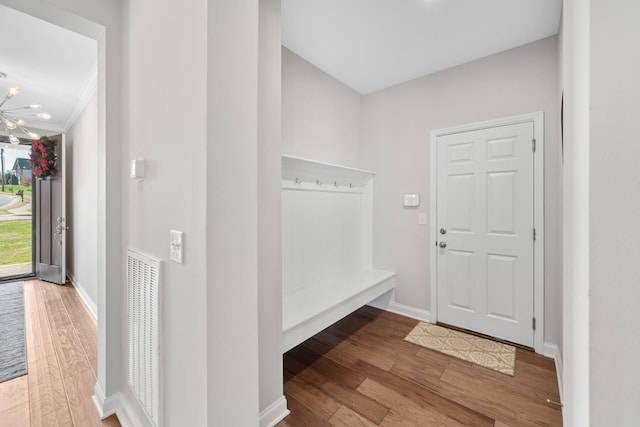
0,280,119,426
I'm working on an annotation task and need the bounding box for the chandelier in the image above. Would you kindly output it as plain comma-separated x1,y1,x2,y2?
0,71,51,144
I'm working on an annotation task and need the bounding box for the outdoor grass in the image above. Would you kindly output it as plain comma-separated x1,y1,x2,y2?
0,185,33,196
0,220,32,266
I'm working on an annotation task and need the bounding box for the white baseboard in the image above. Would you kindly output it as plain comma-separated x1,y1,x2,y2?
67,272,97,320
93,383,151,427
113,407,134,427
93,383,120,419
367,291,431,323
543,342,563,403
259,395,290,427
116,390,149,427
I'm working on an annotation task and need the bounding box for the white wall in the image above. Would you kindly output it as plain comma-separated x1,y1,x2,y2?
589,0,640,424
6,1,276,425
206,0,262,425
361,36,562,349
258,0,287,422
283,189,371,293
66,93,98,317
282,47,363,167
556,6,563,364
562,1,591,424
126,0,208,424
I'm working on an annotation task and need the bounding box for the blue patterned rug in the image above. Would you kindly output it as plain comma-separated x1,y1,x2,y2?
0,282,27,383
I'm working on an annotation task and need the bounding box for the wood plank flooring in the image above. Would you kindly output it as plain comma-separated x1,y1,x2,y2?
0,279,119,427
279,306,562,426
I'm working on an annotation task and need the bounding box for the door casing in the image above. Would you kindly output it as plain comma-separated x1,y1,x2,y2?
429,111,545,353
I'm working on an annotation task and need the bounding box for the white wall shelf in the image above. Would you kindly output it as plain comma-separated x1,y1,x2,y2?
281,155,394,352
282,155,375,192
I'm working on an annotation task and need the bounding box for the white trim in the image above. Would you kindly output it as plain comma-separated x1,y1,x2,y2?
282,181,365,194
544,342,564,403
93,384,119,419
61,135,67,283
67,272,97,320
429,126,438,324
62,63,98,132
117,386,159,427
117,390,150,427
429,111,545,353
532,112,545,353
113,407,134,427
368,291,431,323
282,154,376,176
93,369,162,427
259,396,290,427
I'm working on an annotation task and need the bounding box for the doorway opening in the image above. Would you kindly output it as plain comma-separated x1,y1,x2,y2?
0,141,35,282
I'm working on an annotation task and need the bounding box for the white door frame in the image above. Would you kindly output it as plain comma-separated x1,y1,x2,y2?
429,111,545,353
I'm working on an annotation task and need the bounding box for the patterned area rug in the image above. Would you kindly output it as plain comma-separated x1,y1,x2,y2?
0,282,27,383
404,322,516,375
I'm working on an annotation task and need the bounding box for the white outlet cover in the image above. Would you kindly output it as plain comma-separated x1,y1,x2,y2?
418,212,427,225
170,230,183,263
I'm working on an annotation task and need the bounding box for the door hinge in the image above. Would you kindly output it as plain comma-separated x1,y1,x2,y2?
532,139,537,152
533,317,537,330
533,228,537,241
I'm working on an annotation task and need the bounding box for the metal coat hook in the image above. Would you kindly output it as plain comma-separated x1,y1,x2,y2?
295,177,300,184
334,181,338,187
316,179,321,186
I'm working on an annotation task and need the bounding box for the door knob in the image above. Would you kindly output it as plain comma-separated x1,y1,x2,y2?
439,241,447,248
440,228,447,235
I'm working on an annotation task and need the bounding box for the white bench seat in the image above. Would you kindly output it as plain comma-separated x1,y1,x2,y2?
282,269,395,352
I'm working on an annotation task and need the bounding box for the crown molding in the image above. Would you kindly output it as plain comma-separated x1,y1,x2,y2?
62,62,97,132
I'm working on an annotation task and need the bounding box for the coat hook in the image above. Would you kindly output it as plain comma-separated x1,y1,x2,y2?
334,181,338,187
349,183,353,188
316,179,321,186
295,177,300,184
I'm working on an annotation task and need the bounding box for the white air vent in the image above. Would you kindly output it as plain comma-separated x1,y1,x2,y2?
127,249,162,427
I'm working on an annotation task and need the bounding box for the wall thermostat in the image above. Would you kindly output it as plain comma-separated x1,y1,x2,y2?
403,193,420,207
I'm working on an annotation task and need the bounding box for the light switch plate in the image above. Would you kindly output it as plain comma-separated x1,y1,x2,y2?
170,230,183,263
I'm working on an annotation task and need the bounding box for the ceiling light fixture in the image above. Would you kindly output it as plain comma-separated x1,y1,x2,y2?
0,72,51,144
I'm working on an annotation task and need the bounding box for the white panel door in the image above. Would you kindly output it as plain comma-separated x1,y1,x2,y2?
436,122,534,347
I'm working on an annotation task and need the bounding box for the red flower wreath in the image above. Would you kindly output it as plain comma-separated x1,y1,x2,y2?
30,136,57,179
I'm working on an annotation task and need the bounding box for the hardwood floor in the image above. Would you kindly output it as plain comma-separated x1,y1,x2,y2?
279,306,562,426
1,280,562,426
0,279,119,427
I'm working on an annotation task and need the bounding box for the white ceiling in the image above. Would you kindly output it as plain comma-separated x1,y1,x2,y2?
0,4,97,137
282,0,562,94
0,1,563,140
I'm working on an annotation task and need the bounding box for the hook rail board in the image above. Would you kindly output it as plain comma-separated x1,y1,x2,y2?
282,155,375,191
